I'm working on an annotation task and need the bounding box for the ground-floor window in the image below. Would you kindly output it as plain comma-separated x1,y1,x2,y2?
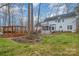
43,26,49,30
59,26,62,28
67,25,72,30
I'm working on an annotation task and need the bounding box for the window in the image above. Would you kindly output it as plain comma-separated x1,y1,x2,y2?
55,20,57,22
58,17,61,23
43,26,49,30
67,25,72,30
62,19,64,22
58,19,61,23
60,26,62,28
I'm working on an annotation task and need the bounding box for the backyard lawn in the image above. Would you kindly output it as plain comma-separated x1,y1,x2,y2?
0,33,79,56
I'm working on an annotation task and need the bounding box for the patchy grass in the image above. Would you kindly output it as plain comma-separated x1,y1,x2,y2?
0,33,79,56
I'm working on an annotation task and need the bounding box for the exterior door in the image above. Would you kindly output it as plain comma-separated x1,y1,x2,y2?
50,24,56,32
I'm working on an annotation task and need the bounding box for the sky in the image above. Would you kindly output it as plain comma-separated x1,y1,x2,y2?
0,3,78,26
32,3,78,22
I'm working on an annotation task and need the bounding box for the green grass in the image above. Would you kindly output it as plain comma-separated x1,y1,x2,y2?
0,33,79,56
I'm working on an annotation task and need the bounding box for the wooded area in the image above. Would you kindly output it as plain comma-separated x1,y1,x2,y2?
0,3,27,37
0,3,79,37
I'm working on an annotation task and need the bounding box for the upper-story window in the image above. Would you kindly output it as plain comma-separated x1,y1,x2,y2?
62,19,64,22
58,19,61,23
55,20,57,22
58,17,61,23
55,18,64,23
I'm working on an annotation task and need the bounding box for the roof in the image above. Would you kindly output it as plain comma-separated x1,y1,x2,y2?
44,12,77,22
35,23,41,27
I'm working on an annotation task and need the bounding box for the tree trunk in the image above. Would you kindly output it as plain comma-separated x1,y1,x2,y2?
36,4,41,32
30,3,33,33
7,3,11,33
28,3,33,35
28,3,31,35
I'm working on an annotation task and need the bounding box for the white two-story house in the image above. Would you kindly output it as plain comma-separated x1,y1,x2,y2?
41,12,77,34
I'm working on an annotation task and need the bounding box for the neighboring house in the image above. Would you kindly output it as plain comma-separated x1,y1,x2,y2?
0,26,26,33
41,12,77,34
75,5,79,32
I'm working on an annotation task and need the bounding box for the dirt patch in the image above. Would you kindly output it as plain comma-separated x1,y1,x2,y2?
3,33,27,38
11,33,41,43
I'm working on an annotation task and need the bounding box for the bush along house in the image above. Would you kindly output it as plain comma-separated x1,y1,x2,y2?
41,12,77,34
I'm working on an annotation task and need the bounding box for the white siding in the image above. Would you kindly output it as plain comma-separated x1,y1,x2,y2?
41,17,77,34
49,17,76,32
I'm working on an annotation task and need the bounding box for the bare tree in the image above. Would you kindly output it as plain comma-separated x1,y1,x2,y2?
36,3,41,32
28,3,31,34
28,3,34,35
30,3,33,32
19,3,24,33
7,3,11,26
